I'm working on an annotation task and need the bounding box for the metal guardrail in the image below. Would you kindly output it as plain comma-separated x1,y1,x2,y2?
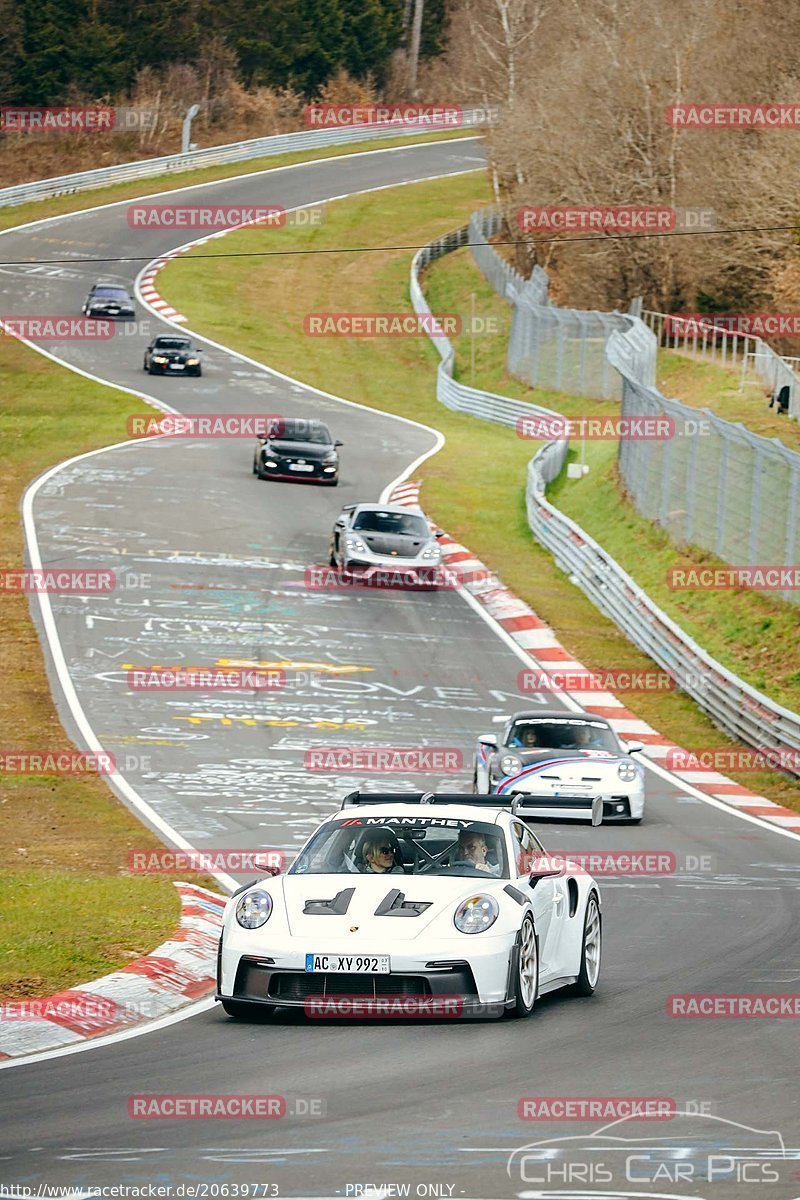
0,110,490,209
410,216,800,777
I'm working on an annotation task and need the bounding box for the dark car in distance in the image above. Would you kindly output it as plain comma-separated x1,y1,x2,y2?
252,418,341,485
82,282,135,320
143,335,203,376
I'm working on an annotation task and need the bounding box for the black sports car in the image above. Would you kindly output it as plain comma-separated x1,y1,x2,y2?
82,282,135,320
252,418,341,484
143,335,202,376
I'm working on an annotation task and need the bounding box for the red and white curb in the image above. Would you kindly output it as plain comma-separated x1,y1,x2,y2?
138,230,239,325
0,883,225,1060
391,480,800,836
139,249,194,323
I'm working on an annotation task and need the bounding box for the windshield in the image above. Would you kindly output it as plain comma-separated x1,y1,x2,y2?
93,287,129,299
270,421,332,444
290,818,509,878
352,510,429,537
154,338,191,350
508,718,619,753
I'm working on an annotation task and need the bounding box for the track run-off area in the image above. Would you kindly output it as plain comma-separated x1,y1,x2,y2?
0,138,799,1200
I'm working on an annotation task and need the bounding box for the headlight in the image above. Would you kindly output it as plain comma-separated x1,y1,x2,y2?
617,760,640,783
345,534,368,553
186,358,199,365
153,355,167,363
263,442,278,457
499,753,523,777
421,542,441,559
454,894,499,934
322,452,338,463
235,889,273,929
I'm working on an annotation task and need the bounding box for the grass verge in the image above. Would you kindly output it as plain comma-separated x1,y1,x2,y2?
158,174,799,812
656,349,800,452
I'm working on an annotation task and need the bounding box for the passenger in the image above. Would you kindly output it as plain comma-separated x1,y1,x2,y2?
358,832,404,874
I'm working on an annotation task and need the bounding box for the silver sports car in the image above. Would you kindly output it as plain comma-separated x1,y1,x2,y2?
328,503,445,586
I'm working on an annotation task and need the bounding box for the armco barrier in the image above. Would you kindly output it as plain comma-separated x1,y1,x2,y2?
0,109,490,209
410,220,800,777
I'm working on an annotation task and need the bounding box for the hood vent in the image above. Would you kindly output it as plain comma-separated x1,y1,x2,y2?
374,888,432,918
303,887,355,915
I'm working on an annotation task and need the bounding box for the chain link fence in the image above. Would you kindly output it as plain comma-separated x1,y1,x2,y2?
468,207,641,399
411,218,800,773
643,309,800,421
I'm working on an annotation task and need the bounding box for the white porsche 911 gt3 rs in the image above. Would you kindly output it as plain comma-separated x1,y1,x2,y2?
216,792,602,1021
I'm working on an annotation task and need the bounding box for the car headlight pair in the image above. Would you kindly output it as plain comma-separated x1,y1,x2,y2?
454,894,498,934
421,542,441,560
617,759,641,783
344,534,368,553
236,890,272,929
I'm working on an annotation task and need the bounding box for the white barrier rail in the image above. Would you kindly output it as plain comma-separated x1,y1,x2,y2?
0,110,490,209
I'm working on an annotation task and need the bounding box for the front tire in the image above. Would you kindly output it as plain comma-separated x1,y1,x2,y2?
511,914,538,1017
571,892,601,996
220,999,275,1020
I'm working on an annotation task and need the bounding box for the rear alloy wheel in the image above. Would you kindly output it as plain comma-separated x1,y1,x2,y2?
571,892,601,996
220,999,275,1020
512,914,538,1017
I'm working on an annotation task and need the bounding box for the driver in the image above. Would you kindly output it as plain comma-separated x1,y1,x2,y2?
519,726,540,749
456,829,501,876
358,831,404,874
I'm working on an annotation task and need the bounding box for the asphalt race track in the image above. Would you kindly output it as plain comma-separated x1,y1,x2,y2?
1,138,799,1200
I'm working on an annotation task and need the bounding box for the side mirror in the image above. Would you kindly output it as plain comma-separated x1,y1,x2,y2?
477,733,498,750
626,742,644,754
591,796,603,827
262,864,282,877
334,440,343,447
433,529,445,538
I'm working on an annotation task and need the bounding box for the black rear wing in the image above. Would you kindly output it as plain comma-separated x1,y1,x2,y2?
341,790,506,809
510,793,604,825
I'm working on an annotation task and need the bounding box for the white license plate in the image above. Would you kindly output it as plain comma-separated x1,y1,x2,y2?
107,307,120,314
168,363,185,370
305,953,390,974
289,463,314,472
